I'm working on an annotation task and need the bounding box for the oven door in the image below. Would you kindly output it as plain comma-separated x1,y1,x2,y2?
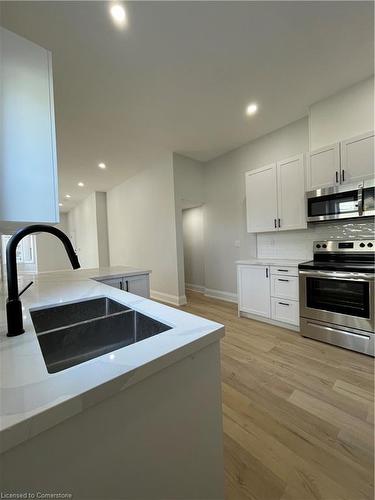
306,185,361,222
299,270,374,332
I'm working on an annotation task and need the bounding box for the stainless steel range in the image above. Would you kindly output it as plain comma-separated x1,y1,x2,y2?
299,240,375,356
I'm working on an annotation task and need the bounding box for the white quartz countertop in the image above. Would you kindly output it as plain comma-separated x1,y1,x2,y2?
0,267,224,454
236,258,305,266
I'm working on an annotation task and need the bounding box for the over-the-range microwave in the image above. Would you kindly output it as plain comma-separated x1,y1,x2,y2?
306,179,375,222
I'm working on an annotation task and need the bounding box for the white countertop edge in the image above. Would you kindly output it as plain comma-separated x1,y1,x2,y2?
236,259,305,266
0,327,224,454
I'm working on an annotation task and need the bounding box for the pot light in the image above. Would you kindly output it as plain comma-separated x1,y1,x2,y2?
110,4,127,26
65,194,71,199
78,182,84,187
59,203,63,207
246,103,258,116
98,162,106,169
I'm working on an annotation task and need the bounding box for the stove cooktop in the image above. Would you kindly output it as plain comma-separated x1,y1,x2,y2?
298,260,375,273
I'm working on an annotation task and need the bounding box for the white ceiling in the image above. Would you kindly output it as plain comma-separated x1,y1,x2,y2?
2,1,374,210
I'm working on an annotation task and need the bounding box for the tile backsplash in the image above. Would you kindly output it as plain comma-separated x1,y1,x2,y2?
257,219,375,260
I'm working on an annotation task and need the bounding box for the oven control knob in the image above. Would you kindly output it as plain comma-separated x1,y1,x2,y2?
360,243,366,248
316,244,321,249
322,244,327,249
368,242,373,248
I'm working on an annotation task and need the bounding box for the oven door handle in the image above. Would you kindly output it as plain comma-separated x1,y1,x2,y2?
307,322,371,340
299,270,374,281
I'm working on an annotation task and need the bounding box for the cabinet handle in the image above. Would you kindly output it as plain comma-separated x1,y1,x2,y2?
274,218,277,228
266,268,269,278
278,278,289,282
125,281,129,292
335,171,339,183
277,269,288,272
120,281,123,290
278,218,281,228
342,169,345,182
278,302,290,306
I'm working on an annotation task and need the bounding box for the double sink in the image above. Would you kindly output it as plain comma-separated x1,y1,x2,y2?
30,297,171,373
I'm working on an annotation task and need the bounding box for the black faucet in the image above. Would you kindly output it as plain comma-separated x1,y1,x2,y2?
6,224,81,337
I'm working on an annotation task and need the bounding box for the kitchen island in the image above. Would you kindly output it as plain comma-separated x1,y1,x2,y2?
0,267,225,499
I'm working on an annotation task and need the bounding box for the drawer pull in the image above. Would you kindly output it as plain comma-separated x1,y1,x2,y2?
277,269,288,272
278,278,289,282
278,302,290,306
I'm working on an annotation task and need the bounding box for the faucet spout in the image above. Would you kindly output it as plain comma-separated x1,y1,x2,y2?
5,224,81,337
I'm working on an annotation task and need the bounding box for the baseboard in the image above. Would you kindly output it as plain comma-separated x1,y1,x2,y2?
150,290,187,306
204,288,238,304
185,283,205,293
239,310,300,332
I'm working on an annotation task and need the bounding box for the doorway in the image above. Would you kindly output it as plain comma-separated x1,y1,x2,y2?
182,206,205,294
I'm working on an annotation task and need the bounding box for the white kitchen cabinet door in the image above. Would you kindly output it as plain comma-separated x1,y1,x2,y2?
307,144,340,190
245,164,278,233
0,28,58,232
125,275,150,298
340,131,375,184
100,277,124,290
276,154,307,231
237,265,270,318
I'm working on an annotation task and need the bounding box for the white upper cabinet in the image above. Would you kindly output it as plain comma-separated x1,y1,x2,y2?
340,131,374,184
307,131,374,190
276,154,307,231
0,28,59,232
307,143,340,190
245,164,278,233
245,155,306,233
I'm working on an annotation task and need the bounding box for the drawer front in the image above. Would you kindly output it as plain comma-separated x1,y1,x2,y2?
271,298,299,326
271,275,299,300
270,265,298,277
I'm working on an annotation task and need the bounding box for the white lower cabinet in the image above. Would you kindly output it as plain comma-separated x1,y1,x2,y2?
237,265,270,318
97,274,150,298
126,275,150,298
100,277,124,289
238,263,299,330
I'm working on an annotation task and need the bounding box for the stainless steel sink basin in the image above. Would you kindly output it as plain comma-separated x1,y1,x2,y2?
30,297,172,373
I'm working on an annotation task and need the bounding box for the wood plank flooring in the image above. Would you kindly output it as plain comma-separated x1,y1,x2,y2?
180,291,374,500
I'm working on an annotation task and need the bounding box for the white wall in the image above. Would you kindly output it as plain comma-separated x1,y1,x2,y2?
309,76,374,150
95,192,110,268
35,213,71,272
173,154,204,299
203,118,308,297
107,158,181,304
67,193,99,269
67,192,110,270
182,207,205,291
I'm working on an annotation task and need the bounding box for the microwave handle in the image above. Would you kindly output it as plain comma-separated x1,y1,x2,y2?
358,187,364,216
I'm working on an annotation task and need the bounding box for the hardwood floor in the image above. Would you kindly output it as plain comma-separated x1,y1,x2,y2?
180,291,374,500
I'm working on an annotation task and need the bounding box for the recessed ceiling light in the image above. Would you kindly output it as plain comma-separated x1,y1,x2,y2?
59,203,63,207
65,194,71,199
110,4,127,26
246,103,258,116
98,162,106,169
78,182,84,187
